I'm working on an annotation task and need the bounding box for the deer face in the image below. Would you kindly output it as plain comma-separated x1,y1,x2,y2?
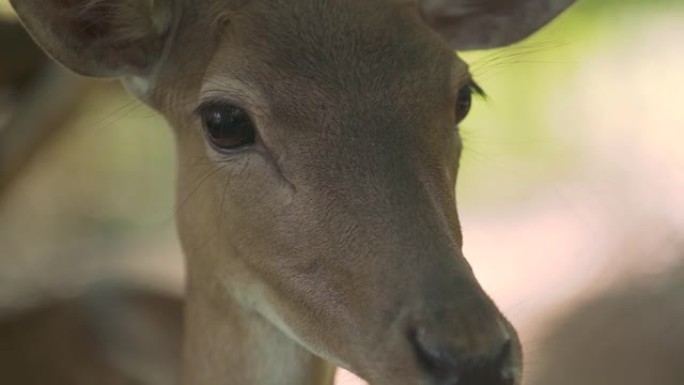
170,2,516,383
11,0,574,383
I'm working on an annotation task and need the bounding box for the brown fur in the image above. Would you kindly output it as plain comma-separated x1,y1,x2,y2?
0,285,182,385
527,260,684,385
9,1,574,384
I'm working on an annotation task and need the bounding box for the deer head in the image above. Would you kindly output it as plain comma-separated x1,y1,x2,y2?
10,0,574,384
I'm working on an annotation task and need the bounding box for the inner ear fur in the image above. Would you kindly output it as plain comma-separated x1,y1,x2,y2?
10,0,174,78
421,0,575,50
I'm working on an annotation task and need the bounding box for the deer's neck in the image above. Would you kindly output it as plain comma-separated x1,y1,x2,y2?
182,277,336,385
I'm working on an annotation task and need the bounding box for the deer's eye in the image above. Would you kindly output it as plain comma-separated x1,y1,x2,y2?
455,85,473,125
197,102,256,150
456,81,484,125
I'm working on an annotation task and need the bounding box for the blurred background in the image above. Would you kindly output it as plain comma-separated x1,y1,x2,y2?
1,1,683,384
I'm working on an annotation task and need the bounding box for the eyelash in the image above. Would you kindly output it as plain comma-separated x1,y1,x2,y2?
466,80,486,99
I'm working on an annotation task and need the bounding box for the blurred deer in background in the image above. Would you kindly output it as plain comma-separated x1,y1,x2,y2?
0,18,89,195
526,244,684,385
0,21,181,383
9,0,574,384
0,284,183,385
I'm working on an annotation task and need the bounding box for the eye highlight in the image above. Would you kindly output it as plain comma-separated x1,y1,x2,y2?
196,101,256,151
456,80,485,125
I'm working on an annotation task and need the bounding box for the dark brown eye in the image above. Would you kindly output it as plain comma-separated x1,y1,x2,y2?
197,102,256,150
455,85,473,125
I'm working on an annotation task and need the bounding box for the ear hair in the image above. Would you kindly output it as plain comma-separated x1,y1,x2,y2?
421,0,575,50
10,0,174,78
422,0,493,17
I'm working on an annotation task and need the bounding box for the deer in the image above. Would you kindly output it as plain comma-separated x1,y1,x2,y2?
0,283,183,385
527,259,684,385
0,26,89,195
10,0,574,384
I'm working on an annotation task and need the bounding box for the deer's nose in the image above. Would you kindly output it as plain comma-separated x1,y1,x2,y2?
410,327,516,385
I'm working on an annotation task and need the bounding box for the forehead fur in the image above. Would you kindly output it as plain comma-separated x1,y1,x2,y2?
202,0,465,111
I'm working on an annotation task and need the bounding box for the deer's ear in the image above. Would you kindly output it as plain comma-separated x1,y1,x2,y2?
9,0,174,78
421,0,575,50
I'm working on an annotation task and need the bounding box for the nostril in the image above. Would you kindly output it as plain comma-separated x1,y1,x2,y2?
411,327,459,372
409,327,516,385
494,338,516,385
495,338,512,367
